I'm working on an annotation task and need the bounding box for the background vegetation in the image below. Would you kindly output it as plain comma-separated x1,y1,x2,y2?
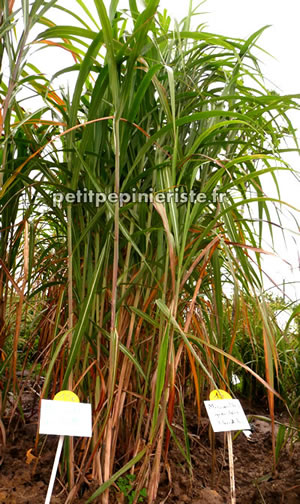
0,1,299,502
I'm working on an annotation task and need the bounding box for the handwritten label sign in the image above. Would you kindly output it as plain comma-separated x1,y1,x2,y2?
204,399,250,433
39,399,92,437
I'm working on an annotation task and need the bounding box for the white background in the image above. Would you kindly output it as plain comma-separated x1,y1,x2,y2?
153,0,300,303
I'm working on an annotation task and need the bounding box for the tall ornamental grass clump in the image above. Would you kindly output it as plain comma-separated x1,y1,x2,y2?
0,1,299,502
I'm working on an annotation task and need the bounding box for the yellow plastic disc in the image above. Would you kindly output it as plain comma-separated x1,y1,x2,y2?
209,389,232,400
53,390,80,403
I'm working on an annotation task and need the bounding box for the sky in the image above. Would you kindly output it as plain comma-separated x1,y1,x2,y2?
16,0,300,303
191,0,300,304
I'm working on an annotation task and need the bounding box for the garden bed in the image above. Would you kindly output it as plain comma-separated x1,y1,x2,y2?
0,398,299,504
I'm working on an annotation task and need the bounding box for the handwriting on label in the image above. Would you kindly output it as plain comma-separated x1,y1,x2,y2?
204,399,250,433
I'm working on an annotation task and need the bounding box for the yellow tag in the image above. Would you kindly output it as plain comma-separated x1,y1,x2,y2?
209,389,232,400
54,390,80,403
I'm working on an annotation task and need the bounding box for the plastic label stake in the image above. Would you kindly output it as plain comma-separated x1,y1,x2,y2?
39,390,92,504
45,434,64,504
205,390,250,504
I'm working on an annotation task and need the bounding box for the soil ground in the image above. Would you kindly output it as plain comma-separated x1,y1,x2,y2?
0,388,299,504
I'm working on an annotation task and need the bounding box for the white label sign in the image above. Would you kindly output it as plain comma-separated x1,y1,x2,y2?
39,399,92,437
204,399,250,433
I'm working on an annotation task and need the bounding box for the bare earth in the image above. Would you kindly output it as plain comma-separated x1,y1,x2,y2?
0,393,299,504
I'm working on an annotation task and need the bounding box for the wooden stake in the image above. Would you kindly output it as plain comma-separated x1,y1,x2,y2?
45,435,64,504
210,427,216,487
227,432,236,504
